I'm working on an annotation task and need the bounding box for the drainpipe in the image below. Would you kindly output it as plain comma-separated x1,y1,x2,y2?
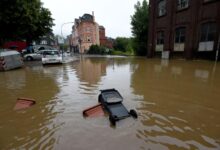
216,34,220,62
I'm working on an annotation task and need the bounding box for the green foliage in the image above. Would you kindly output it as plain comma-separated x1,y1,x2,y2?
60,44,68,51
0,0,54,45
87,45,110,55
114,37,128,52
131,0,148,56
111,50,133,56
113,37,134,55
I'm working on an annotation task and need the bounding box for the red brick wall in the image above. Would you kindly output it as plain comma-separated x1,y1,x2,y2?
148,0,220,59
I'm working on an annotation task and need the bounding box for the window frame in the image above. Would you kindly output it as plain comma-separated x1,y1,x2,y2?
177,0,189,10
199,22,216,42
158,0,166,17
156,31,165,45
87,36,91,42
175,27,186,44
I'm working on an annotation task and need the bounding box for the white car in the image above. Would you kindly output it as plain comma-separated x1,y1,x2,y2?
42,50,62,65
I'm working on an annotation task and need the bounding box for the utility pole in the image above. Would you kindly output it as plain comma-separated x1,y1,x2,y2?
61,22,74,61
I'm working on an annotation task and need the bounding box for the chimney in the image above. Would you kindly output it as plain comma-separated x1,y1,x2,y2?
92,11,95,22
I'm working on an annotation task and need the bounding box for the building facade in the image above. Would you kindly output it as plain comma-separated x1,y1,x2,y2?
71,13,100,54
148,0,220,60
99,26,113,49
35,32,57,47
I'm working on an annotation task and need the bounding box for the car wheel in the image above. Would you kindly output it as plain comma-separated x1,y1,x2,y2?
129,109,138,118
109,115,116,126
26,56,33,61
98,94,102,103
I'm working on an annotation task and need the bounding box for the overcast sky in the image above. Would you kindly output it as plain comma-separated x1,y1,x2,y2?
41,0,144,38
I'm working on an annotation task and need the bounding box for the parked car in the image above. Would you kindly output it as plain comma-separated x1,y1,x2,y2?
23,51,44,61
21,45,55,56
41,50,62,65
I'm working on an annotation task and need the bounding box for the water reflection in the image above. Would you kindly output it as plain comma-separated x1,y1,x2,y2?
76,57,107,86
0,57,220,149
131,59,220,149
0,65,62,149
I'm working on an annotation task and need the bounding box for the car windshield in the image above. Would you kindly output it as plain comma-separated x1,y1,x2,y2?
43,51,59,55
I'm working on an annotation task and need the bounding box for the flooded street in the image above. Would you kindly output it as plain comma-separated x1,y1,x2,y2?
0,56,220,150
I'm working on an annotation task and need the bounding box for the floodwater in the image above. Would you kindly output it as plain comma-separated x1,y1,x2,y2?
0,56,220,150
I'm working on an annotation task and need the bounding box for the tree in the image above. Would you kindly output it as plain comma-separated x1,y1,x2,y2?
131,0,148,56
0,0,54,46
113,37,129,52
113,37,134,53
88,45,108,55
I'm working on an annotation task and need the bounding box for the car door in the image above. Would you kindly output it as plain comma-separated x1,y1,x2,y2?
35,51,43,60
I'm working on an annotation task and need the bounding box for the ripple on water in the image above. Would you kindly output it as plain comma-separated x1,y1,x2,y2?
137,108,220,149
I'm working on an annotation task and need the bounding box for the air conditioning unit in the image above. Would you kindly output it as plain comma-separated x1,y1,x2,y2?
162,51,170,59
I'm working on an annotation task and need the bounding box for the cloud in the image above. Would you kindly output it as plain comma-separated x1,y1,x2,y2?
41,0,143,38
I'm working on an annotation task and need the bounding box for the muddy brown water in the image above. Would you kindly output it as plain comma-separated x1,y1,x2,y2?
0,56,220,150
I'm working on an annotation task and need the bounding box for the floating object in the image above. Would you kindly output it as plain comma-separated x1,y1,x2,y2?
83,103,104,117
14,97,36,110
98,89,138,126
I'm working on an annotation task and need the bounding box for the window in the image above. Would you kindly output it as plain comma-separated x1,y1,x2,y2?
175,27,186,43
158,0,166,16
156,31,164,52
87,36,91,42
157,31,164,44
200,22,216,42
41,40,47,45
177,0,189,10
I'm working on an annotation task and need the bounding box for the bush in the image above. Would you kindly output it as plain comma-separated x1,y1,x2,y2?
87,45,110,55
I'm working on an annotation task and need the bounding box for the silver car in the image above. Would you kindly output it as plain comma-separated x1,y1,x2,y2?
23,51,43,61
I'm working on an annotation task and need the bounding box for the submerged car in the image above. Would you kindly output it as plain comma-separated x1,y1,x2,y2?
42,50,62,65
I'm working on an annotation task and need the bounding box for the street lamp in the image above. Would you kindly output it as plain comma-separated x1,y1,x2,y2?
61,21,74,60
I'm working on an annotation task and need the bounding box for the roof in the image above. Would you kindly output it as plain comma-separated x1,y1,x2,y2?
81,14,93,21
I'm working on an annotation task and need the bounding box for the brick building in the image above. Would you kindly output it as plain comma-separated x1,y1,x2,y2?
148,0,220,60
71,13,100,54
99,26,113,49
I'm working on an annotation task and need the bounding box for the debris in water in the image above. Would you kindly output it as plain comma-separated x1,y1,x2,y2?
14,97,36,110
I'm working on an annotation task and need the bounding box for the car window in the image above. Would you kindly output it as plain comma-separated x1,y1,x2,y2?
36,51,42,54
39,47,45,50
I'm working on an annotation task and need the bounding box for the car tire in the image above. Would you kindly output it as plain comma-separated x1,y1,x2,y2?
98,94,102,103
129,109,138,119
109,115,116,126
26,56,33,61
